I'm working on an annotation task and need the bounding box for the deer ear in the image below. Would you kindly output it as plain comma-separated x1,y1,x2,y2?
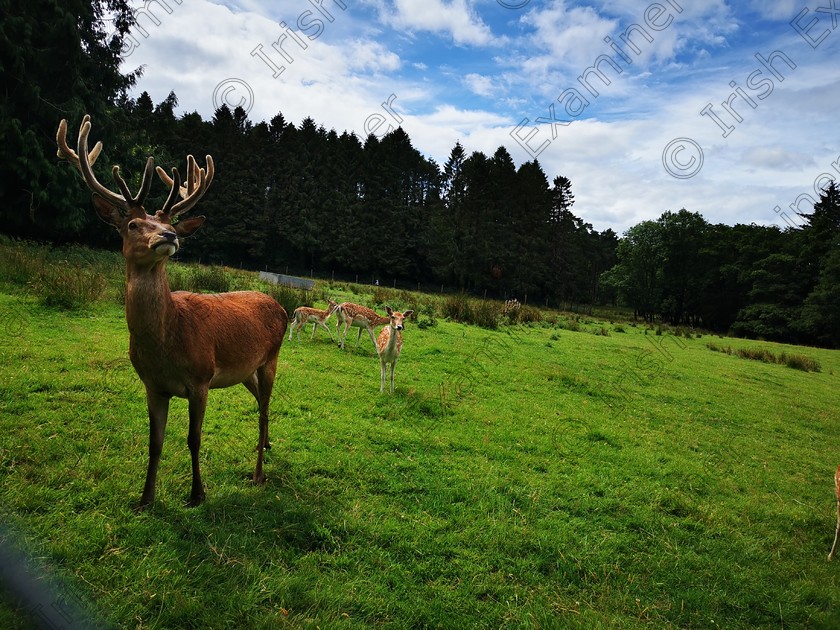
403,310,414,319
385,305,393,315
174,216,205,238
91,193,123,228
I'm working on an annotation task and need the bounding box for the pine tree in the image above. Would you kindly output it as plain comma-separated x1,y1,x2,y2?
0,0,138,237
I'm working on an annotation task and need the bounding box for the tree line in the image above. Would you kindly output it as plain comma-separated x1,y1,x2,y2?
602,198,840,347
1,1,837,346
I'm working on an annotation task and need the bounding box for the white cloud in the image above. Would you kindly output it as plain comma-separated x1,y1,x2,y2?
345,40,402,73
463,73,495,97
380,0,497,46
115,0,840,234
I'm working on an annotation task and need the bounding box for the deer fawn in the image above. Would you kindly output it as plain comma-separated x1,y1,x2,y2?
56,115,288,508
376,306,413,393
335,302,391,350
830,464,840,561
289,299,338,342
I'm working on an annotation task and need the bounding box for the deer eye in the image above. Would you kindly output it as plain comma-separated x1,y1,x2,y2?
127,221,138,230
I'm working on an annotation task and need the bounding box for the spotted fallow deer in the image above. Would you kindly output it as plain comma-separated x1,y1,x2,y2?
829,464,840,561
56,115,288,509
335,302,391,350
289,299,338,342
376,306,414,394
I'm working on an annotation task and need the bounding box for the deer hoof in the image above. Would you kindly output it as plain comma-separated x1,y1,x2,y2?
186,492,206,507
132,498,153,513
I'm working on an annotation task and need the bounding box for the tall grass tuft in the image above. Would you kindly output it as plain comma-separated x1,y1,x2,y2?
442,294,500,328
707,341,820,372
706,341,732,355
735,347,776,363
0,238,47,286
262,283,311,316
779,352,821,372
167,264,232,293
35,266,107,310
190,265,231,293
470,299,500,329
506,304,543,325
442,293,470,322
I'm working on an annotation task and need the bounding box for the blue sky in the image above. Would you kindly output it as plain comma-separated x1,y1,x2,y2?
121,0,840,233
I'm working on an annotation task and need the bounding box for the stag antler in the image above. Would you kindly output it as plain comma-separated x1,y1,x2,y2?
156,153,215,220
56,115,154,217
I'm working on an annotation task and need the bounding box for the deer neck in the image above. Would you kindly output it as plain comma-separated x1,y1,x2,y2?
124,260,175,343
383,324,399,354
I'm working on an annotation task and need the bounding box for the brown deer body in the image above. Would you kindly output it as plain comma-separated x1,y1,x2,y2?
289,299,338,342
335,302,390,350
57,116,287,508
376,306,413,393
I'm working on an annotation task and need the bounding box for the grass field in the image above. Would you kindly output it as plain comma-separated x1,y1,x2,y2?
1,242,839,628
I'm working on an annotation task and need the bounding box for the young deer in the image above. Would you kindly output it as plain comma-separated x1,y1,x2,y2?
376,306,414,393
56,116,288,508
289,299,338,342
335,302,390,350
829,464,840,561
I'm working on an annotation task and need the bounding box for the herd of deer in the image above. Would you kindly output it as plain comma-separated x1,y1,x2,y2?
53,115,840,558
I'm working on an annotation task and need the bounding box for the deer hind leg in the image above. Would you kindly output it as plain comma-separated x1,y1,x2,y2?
830,501,840,561
253,359,277,485
243,374,270,450
137,389,170,510
186,387,209,506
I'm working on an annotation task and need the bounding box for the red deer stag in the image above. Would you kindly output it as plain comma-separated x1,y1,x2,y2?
56,115,288,508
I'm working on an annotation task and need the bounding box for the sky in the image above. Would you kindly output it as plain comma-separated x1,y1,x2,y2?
119,0,840,234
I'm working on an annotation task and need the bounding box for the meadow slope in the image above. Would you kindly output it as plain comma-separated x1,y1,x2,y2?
1,271,839,627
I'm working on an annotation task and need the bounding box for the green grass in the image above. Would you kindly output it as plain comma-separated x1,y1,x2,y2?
1,248,840,627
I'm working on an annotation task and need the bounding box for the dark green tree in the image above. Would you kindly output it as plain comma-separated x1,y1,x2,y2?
656,209,710,324
606,220,664,321
801,238,840,347
427,141,467,287
0,0,139,237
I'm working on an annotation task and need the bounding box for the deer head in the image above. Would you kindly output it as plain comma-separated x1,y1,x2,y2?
56,115,213,267
385,305,413,331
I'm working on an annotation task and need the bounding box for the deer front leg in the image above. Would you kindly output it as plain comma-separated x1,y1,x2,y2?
390,360,397,394
316,320,335,342
830,503,840,561
380,359,387,393
186,388,209,506
136,389,170,510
